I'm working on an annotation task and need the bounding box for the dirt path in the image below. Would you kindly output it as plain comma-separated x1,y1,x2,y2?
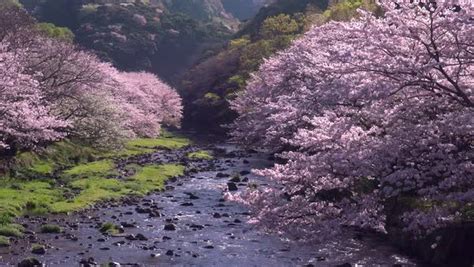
0,143,417,267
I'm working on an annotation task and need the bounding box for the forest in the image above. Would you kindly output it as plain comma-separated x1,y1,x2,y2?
0,0,472,266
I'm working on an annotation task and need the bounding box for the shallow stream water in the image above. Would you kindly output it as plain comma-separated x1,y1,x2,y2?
0,143,417,267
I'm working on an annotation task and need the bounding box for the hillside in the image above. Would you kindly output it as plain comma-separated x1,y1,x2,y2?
179,0,333,133
157,0,240,30
20,0,243,82
221,0,274,20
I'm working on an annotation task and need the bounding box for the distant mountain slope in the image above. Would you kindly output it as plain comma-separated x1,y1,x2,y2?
179,0,331,133
20,0,240,81
154,0,240,30
178,0,382,134
221,0,274,20
238,0,329,37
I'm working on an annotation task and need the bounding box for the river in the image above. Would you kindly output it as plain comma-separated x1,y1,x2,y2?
0,142,417,266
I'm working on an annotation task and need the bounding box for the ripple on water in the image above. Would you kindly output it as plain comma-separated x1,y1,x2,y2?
0,144,417,267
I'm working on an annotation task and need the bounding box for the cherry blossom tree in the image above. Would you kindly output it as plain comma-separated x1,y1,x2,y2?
113,71,183,138
230,0,473,239
0,43,67,154
0,5,183,152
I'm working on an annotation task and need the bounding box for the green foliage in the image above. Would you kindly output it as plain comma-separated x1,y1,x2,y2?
0,0,21,9
228,75,246,88
260,14,300,39
181,6,310,132
40,224,61,233
229,37,251,49
322,0,381,22
37,22,74,42
79,3,99,17
204,92,221,102
237,0,329,37
187,150,213,160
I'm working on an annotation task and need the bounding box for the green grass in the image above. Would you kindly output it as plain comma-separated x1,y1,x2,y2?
0,181,64,223
187,150,213,160
99,222,121,235
0,236,9,247
127,136,190,150
125,164,185,194
100,136,190,158
51,177,130,213
0,224,24,237
12,141,101,178
0,132,189,236
63,160,115,177
29,161,54,175
31,243,45,251
51,163,184,213
0,179,70,224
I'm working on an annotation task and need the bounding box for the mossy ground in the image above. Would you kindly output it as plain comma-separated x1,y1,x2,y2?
104,132,190,158
39,224,61,234
0,236,9,247
187,150,213,160
0,132,189,245
99,222,121,235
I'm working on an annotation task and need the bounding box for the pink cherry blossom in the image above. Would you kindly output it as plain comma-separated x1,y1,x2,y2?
231,0,473,240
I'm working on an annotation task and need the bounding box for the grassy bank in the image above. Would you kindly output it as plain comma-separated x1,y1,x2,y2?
187,150,213,160
0,133,190,246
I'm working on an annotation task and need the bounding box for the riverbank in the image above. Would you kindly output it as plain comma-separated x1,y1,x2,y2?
0,140,416,266
0,132,200,249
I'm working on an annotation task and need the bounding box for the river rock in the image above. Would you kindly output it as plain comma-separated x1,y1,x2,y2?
31,246,46,255
227,182,238,191
79,257,98,266
216,173,229,178
125,235,137,241
164,224,176,231
135,207,151,214
229,176,241,183
120,222,136,228
18,258,42,267
136,233,148,241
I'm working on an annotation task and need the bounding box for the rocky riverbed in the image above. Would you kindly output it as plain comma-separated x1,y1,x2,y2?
0,143,417,266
